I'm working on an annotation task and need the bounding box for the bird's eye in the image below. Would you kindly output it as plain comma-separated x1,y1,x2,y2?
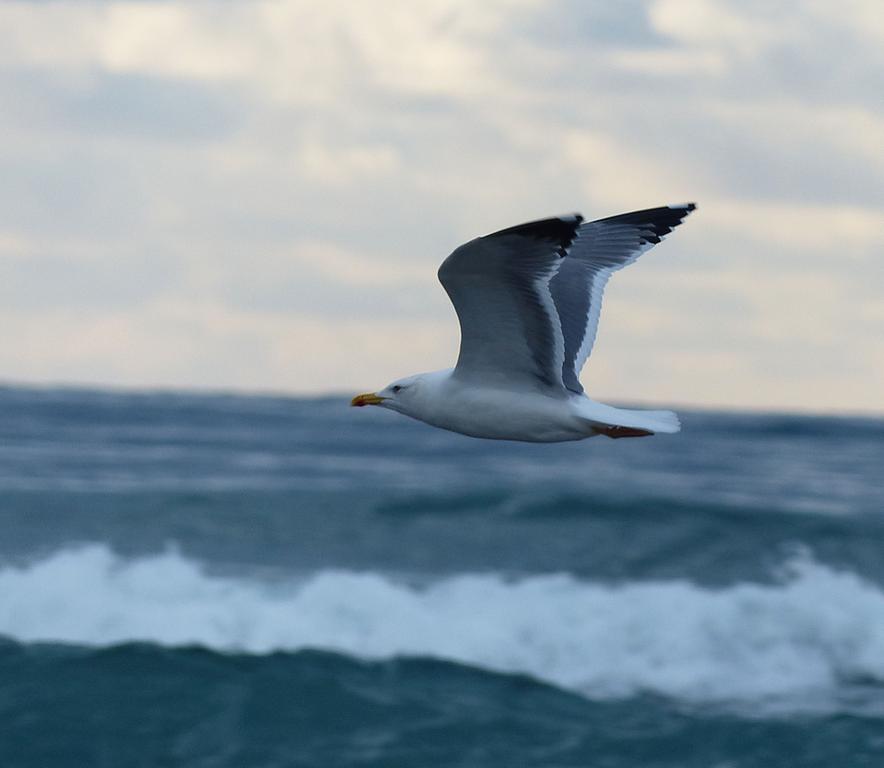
391,385,402,393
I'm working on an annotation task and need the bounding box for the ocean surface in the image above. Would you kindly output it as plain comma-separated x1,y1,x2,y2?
1,384,883,767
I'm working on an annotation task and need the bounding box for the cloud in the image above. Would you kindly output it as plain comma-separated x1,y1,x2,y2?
650,0,780,56
0,0,881,412
0,1,540,104
0,299,455,392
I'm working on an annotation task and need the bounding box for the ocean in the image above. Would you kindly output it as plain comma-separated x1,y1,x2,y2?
1,384,883,767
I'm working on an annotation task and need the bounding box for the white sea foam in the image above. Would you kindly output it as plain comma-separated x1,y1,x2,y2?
2,545,884,708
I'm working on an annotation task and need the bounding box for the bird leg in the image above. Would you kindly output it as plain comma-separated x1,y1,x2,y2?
595,425,654,439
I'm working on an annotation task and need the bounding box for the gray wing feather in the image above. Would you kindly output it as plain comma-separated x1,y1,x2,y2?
438,231,568,393
438,204,695,395
557,204,696,393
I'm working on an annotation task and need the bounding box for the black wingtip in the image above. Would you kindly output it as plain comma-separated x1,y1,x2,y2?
591,203,697,245
485,214,584,239
483,214,585,257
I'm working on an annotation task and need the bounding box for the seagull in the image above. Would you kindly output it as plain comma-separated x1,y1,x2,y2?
351,203,696,442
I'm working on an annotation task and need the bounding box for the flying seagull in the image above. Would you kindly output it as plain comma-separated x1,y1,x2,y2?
352,203,696,442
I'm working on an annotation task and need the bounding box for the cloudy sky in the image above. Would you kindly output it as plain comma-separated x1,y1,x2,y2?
1,0,881,413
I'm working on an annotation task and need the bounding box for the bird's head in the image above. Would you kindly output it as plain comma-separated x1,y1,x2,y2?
350,374,425,415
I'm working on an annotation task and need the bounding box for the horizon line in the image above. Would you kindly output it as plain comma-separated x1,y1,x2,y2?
1,378,881,421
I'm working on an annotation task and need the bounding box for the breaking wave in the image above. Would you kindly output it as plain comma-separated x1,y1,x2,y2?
2,545,884,707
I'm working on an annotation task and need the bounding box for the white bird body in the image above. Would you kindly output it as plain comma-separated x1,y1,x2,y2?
390,369,589,442
352,204,696,443
371,368,680,442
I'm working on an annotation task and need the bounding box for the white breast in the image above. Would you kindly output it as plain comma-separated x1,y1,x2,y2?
411,373,592,442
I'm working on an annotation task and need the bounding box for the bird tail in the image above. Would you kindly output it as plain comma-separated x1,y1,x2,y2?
577,401,681,437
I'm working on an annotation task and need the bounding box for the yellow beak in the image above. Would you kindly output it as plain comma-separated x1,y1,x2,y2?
350,392,385,407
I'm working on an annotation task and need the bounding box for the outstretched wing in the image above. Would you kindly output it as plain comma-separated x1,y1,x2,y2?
437,203,696,395
554,203,696,393
438,215,582,395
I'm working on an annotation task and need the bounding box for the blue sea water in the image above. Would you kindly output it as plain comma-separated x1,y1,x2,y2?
1,384,884,767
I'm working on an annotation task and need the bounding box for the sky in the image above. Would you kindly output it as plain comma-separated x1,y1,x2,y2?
1,0,882,413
